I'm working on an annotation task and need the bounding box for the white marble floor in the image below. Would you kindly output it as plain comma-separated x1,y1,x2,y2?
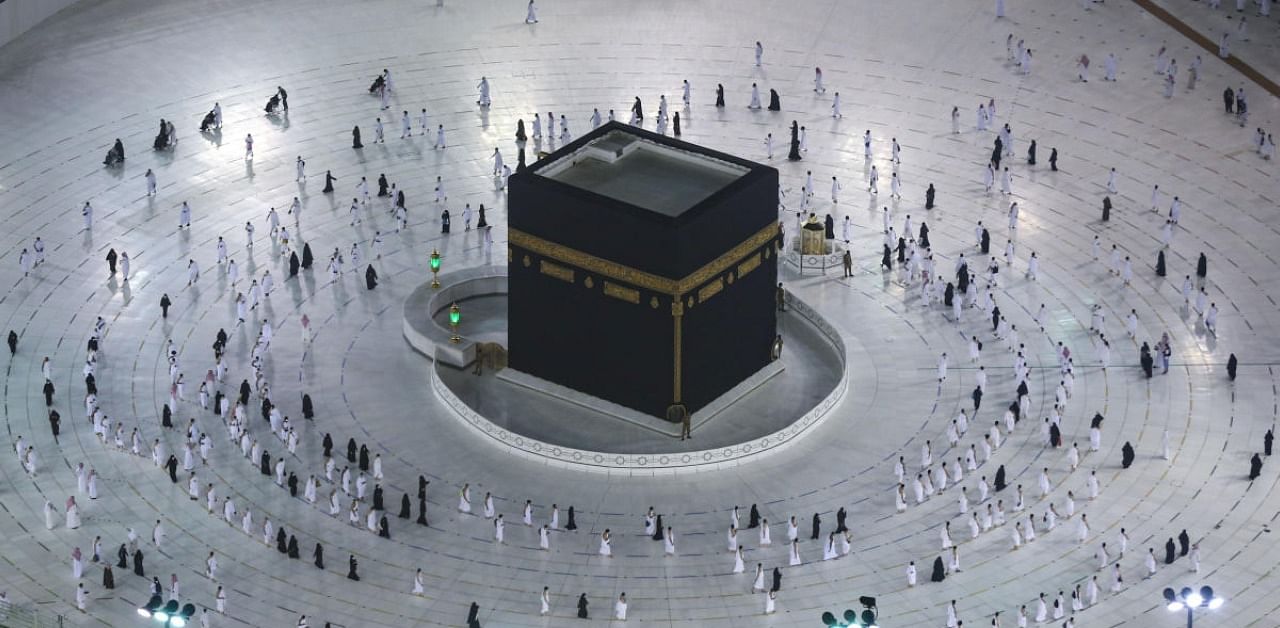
0,0,1277,626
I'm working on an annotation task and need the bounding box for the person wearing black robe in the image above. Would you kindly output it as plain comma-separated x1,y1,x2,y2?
824,214,835,240
276,528,288,553
919,223,931,249
1049,423,1061,448
931,556,946,582
925,183,935,209
515,119,527,144
652,515,664,541
287,535,300,559
7,330,16,354
673,112,681,136
260,451,271,476
1250,453,1263,479
133,549,145,577
810,513,821,540
352,126,363,149
748,504,760,528
771,567,782,592
768,89,781,111
992,137,1003,169
1026,139,1037,165
166,455,179,483
835,507,848,533
441,208,451,233
418,475,429,500
577,594,589,618
42,379,54,406
365,265,378,290
1227,353,1238,381
994,465,1007,491
1049,147,1058,170
1178,529,1190,556
478,205,488,229
379,516,390,539
897,237,907,264
159,293,172,318
372,485,384,511
377,174,389,197
359,445,370,471
958,267,969,293
45,409,60,443
1164,538,1176,564
153,120,169,151
260,398,272,422
396,189,405,209
314,543,324,569
972,386,982,412
980,228,990,254
715,84,725,107
347,439,358,463
239,379,252,405
787,121,801,161
1121,442,1135,468
994,307,1004,334
302,243,314,269
943,283,955,307
467,602,481,628
1141,345,1154,378
117,544,128,569
1101,196,1112,221
516,148,527,172
1010,401,1022,423
322,171,336,193
1196,253,1207,279
881,243,892,269
347,555,360,581
1156,250,1166,276
103,565,114,589
288,473,299,497
631,97,643,122
399,494,411,519
1223,87,1234,114
417,497,429,526
566,506,577,530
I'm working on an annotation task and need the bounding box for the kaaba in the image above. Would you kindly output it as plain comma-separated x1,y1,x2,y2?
507,121,780,420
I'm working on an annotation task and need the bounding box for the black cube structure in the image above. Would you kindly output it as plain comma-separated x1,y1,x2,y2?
507,121,780,420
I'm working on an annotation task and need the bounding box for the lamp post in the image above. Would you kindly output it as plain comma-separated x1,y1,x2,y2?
137,596,196,626
1164,585,1224,628
821,597,879,627
429,250,442,288
448,303,462,343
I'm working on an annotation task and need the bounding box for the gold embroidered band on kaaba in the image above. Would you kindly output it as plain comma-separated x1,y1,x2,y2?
509,223,777,298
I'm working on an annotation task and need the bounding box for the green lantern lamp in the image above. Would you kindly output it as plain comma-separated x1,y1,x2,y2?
448,302,462,343
429,250,442,288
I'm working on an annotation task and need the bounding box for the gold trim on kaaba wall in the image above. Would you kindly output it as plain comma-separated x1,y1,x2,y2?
697,277,724,303
539,260,574,283
509,224,777,297
603,281,640,304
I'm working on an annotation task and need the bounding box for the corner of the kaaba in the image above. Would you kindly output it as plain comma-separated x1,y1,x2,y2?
506,121,781,420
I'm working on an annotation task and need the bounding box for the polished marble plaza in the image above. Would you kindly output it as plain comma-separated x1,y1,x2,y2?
0,0,1277,626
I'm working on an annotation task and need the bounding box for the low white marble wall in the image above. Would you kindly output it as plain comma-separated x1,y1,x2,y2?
402,266,506,367
0,0,83,50
429,290,850,476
